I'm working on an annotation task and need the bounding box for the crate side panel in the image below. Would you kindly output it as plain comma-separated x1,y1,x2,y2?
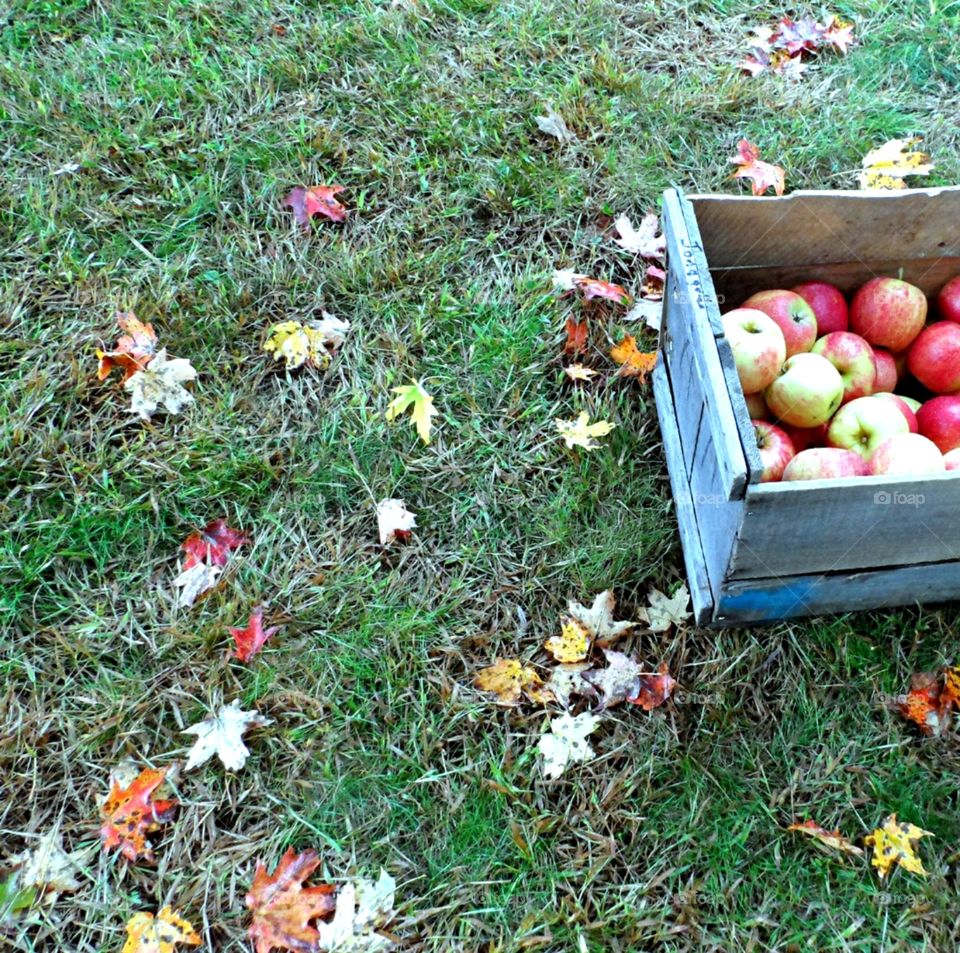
728,475,960,580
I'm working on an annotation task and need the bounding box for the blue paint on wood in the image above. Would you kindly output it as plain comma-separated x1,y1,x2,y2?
716,579,817,622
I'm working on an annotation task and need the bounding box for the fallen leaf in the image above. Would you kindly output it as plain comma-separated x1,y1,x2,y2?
642,264,666,300
125,348,197,420
544,617,591,664
552,268,586,293
610,336,657,383
563,364,598,382
7,831,90,901
787,820,864,858
859,138,934,190
639,584,691,632
181,519,249,571
122,906,200,953
474,658,549,707
612,213,666,260
740,14,854,75
246,848,337,953
183,700,273,772
263,315,351,370
229,606,280,663
554,412,615,451
315,870,396,951
544,664,595,710
567,590,635,644
385,380,437,445
535,108,574,142
99,767,177,862
583,650,642,710
563,317,588,357
284,185,347,228
628,662,677,711
538,711,601,779
624,298,664,331
574,276,632,305
776,15,824,55
173,562,223,609
897,671,949,737
97,312,158,381
865,814,933,880
941,666,960,708
823,16,856,53
729,139,785,196
376,498,417,546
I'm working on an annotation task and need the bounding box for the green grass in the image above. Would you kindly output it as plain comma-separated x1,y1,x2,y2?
2,0,960,949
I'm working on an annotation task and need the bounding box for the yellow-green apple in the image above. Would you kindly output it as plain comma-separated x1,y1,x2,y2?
907,322,960,394
743,289,818,357
783,447,869,481
722,308,787,395
871,348,898,392
791,280,848,335
827,395,910,461
850,276,927,352
916,395,960,453
869,433,945,476
811,331,876,403
753,420,795,483
745,391,769,420
944,448,960,470
873,392,918,433
900,395,921,414
764,352,844,427
938,274,960,324
782,422,829,452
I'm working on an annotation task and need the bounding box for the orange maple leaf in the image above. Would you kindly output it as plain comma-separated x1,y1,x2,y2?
284,185,347,228
610,335,657,383
628,663,676,711
96,312,158,382
897,668,958,736
787,819,864,858
99,767,178,862
229,606,280,663
574,276,632,305
564,317,588,356
246,848,337,953
729,139,786,196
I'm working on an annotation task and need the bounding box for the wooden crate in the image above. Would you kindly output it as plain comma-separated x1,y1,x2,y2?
653,186,960,626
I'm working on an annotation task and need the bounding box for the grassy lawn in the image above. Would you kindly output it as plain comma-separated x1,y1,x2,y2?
3,0,960,949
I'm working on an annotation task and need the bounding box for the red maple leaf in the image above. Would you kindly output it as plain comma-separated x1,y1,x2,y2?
96,312,158,381
574,276,632,306
628,663,676,711
564,318,588,357
230,606,280,663
181,519,249,571
99,767,178,862
776,15,824,55
283,185,347,229
246,848,337,953
729,139,786,196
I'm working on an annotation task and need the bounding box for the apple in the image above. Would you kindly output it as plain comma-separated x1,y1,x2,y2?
871,348,898,392
907,322,960,394
783,422,829,452
753,420,795,483
764,352,844,428
744,391,770,420
742,289,818,357
782,447,869,481
791,281,849,335
850,276,927,352
873,393,919,433
870,433,945,476
944,449,960,471
811,331,876,403
722,308,787,395
827,395,910,462
916,395,960,453
938,275,960,324
900,395,921,414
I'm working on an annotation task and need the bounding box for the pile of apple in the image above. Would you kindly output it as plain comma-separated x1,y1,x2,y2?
722,275,960,482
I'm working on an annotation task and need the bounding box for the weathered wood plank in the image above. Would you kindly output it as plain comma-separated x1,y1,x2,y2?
652,360,714,624
728,473,960,580
714,559,960,625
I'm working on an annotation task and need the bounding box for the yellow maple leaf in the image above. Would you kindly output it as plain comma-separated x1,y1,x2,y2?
385,379,437,445
263,316,350,370
544,617,591,663
474,658,551,706
859,138,934,190
610,336,658,382
554,412,615,451
122,906,200,953
864,814,933,880
564,364,598,382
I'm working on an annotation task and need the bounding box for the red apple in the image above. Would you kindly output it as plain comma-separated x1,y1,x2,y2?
916,395,960,453
811,331,876,404
937,275,960,324
744,391,770,420
871,348,898,392
907,322,960,394
743,289,818,357
827,395,909,462
753,420,795,483
782,447,869,481
764,353,844,428
873,393,919,433
944,448,960,471
791,281,848,335
850,276,927,352
783,422,829,452
722,308,787,395
870,433,945,476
